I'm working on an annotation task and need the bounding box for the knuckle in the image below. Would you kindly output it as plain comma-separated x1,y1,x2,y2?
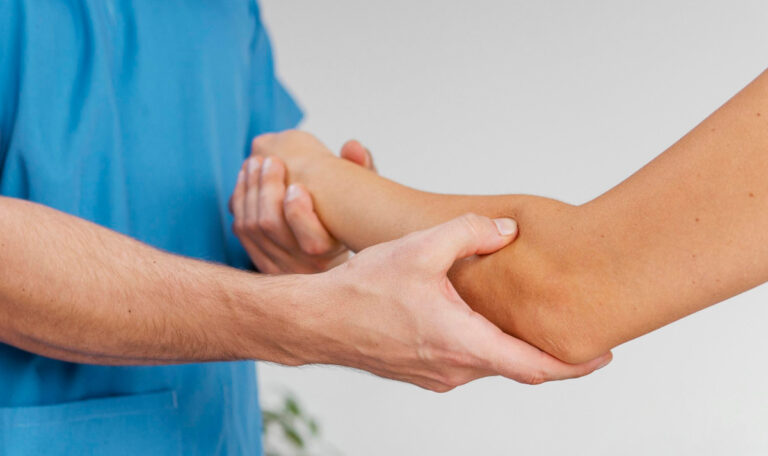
283,200,310,223
431,369,458,389
263,159,285,179
259,263,281,275
521,370,546,386
443,374,463,389
308,257,330,272
283,193,303,210
251,133,274,152
289,130,312,141
457,212,486,236
428,383,453,394
257,215,282,236
302,240,332,256
243,218,260,233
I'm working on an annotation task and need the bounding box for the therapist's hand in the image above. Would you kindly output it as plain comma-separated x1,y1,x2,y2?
230,139,374,274
299,214,612,391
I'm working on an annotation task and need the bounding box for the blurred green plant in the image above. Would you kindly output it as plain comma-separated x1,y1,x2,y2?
262,392,339,456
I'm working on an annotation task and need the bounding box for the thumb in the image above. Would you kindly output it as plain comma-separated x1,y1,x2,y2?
340,140,375,170
415,214,518,271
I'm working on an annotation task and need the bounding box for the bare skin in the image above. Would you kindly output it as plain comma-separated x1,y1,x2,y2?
246,68,768,364
0,197,608,391
229,141,375,273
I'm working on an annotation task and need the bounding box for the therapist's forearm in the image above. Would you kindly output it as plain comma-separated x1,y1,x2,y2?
0,196,313,366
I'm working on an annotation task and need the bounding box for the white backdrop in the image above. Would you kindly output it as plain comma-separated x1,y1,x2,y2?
258,1,768,454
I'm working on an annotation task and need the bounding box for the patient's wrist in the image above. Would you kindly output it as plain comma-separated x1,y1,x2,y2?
288,153,343,188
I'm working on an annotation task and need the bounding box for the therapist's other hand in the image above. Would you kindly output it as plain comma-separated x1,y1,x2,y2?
230,139,374,274
301,214,612,391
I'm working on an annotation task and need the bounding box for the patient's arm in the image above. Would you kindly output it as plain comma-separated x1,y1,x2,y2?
251,68,768,364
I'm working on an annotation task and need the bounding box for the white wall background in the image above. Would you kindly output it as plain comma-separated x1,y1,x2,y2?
258,1,768,454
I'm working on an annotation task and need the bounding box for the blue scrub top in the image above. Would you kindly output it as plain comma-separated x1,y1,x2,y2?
0,1,302,454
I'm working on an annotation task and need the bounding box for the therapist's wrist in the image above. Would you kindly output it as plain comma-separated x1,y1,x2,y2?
262,270,360,367
238,270,369,367
237,266,388,369
212,271,310,366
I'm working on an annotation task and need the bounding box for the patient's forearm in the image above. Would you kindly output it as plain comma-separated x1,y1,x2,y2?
291,158,529,250
282,69,768,363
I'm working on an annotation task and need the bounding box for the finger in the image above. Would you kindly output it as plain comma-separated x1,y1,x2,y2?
243,156,263,229
231,161,282,273
229,168,246,216
257,157,299,249
412,213,519,271
482,328,612,384
243,156,312,271
340,139,375,171
284,183,342,256
240,235,282,274
232,160,252,233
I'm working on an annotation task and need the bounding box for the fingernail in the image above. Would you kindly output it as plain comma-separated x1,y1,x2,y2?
493,218,518,236
236,170,245,184
285,184,300,201
262,157,273,173
596,356,612,370
247,157,260,174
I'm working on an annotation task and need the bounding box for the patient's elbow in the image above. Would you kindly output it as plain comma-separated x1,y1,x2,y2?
525,284,616,365
543,334,611,365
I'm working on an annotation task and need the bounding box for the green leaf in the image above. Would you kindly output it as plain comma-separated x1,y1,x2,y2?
285,397,301,416
283,427,305,448
262,411,281,424
307,419,319,435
